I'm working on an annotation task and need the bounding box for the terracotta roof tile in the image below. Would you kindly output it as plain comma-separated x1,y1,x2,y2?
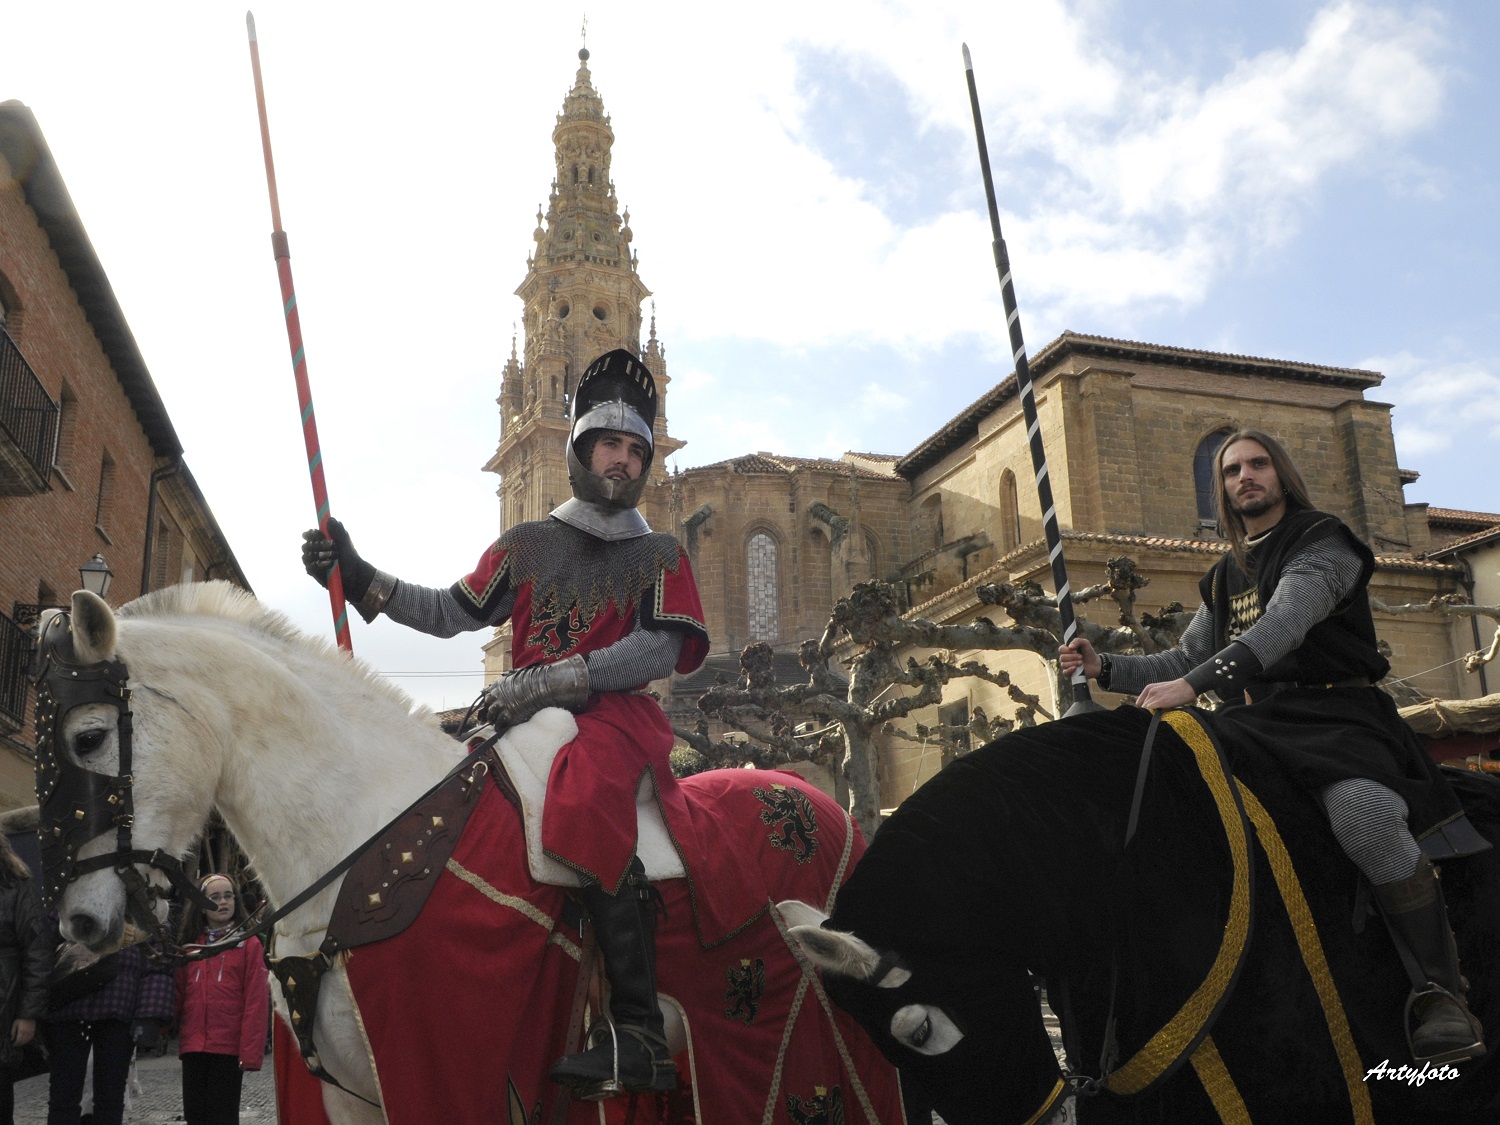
1425,507,1500,528
1426,525,1500,558
681,453,895,481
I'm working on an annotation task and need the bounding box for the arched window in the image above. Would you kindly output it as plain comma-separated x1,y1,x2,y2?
999,470,1022,551
1194,431,1231,530
747,532,779,642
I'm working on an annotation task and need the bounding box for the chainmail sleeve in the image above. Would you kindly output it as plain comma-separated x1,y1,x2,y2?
1104,535,1365,697
584,617,684,691
383,581,517,638
1227,535,1365,669
1103,605,1213,695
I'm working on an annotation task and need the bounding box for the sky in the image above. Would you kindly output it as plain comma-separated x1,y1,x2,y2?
6,1,1497,711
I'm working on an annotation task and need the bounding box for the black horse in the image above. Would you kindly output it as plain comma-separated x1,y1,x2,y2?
784,705,1499,1124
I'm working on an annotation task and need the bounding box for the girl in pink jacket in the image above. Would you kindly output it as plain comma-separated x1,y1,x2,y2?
174,874,269,1125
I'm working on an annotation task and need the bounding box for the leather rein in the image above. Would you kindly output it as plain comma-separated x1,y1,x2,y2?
33,610,499,967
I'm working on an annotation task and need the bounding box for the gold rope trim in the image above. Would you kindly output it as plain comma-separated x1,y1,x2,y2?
825,805,856,915
1018,1076,1067,1125
1189,1035,1250,1124
1104,710,1254,1095
1188,1038,1248,1125
1238,786,1374,1125
332,953,389,1112
772,902,884,1124
445,857,580,959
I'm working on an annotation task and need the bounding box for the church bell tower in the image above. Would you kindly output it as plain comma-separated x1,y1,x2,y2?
484,47,683,536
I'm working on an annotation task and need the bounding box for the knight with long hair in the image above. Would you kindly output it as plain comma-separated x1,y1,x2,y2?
1062,428,1487,1066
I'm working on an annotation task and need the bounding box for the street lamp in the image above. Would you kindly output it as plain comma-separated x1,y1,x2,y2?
79,554,113,599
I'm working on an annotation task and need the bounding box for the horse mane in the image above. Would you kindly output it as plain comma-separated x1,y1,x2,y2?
118,581,433,719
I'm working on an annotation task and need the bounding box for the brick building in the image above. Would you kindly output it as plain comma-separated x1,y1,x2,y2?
486,52,1495,811
0,101,248,809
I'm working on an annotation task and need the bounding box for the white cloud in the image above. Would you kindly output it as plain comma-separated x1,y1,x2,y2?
857,382,911,419
1364,349,1500,460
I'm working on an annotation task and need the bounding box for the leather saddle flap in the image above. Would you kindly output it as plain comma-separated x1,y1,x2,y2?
326,756,489,950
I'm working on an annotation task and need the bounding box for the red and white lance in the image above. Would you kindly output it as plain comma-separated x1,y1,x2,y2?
246,12,353,653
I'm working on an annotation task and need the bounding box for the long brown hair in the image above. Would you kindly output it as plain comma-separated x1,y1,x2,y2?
0,834,30,888
1214,428,1315,568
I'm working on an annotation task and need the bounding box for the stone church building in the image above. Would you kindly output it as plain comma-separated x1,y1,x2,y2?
484,51,1498,809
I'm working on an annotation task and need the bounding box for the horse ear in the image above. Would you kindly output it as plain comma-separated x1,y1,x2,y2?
777,900,885,982
70,590,118,665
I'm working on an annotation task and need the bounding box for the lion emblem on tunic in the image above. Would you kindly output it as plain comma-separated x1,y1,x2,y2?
724,957,766,1024
753,783,819,864
786,1085,844,1125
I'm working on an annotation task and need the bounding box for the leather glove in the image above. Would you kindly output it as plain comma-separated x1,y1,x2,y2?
482,654,591,730
301,517,375,602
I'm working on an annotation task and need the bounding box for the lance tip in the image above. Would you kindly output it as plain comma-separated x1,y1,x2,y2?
962,43,972,70
246,11,257,41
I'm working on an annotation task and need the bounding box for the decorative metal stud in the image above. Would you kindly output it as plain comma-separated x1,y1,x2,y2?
367,892,382,907
431,816,444,828
401,851,414,864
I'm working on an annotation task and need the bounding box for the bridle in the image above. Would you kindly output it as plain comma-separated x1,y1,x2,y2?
32,610,217,940
33,608,501,971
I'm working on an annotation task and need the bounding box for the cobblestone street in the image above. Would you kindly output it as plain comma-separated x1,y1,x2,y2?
4,999,1072,1123
12,1049,276,1124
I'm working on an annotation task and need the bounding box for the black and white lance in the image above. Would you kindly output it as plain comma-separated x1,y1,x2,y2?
962,43,1101,715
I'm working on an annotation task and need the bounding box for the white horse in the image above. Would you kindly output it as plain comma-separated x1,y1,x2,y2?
50,584,460,1121
46,584,903,1125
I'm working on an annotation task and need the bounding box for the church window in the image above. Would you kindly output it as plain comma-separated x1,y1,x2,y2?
593,304,609,321
1194,431,1231,531
999,470,1022,551
747,532,779,642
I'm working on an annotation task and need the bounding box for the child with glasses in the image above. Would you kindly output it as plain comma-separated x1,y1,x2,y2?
174,875,269,1125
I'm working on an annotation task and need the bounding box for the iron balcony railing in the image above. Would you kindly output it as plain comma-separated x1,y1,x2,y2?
0,610,33,729
0,327,58,488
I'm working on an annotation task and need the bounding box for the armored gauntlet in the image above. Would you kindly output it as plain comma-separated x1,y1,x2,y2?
299,518,394,622
482,653,591,730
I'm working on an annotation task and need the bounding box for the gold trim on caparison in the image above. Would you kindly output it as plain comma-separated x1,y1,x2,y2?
1103,710,1254,1095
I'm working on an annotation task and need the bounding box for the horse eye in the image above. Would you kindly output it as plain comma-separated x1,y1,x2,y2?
74,730,108,755
911,1015,931,1047
891,1004,965,1056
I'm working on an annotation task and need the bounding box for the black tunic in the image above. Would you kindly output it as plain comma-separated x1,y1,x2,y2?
1202,509,1469,851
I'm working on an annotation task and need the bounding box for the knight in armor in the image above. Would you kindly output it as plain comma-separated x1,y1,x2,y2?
301,349,708,1098
1060,428,1487,1066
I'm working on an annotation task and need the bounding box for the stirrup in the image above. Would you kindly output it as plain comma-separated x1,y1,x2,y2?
553,1019,676,1101
1405,985,1487,1066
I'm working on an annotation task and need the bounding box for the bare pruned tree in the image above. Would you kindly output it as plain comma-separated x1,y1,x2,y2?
678,556,1191,838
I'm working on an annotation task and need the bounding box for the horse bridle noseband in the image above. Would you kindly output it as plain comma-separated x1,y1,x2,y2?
32,610,215,935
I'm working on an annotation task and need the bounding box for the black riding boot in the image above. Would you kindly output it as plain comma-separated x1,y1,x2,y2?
1375,858,1486,1066
549,858,677,1099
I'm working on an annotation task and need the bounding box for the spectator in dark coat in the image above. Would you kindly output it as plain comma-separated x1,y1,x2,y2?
0,834,50,1125
174,874,268,1125
43,928,173,1125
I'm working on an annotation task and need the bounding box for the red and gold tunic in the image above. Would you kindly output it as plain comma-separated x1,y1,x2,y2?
453,518,709,892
